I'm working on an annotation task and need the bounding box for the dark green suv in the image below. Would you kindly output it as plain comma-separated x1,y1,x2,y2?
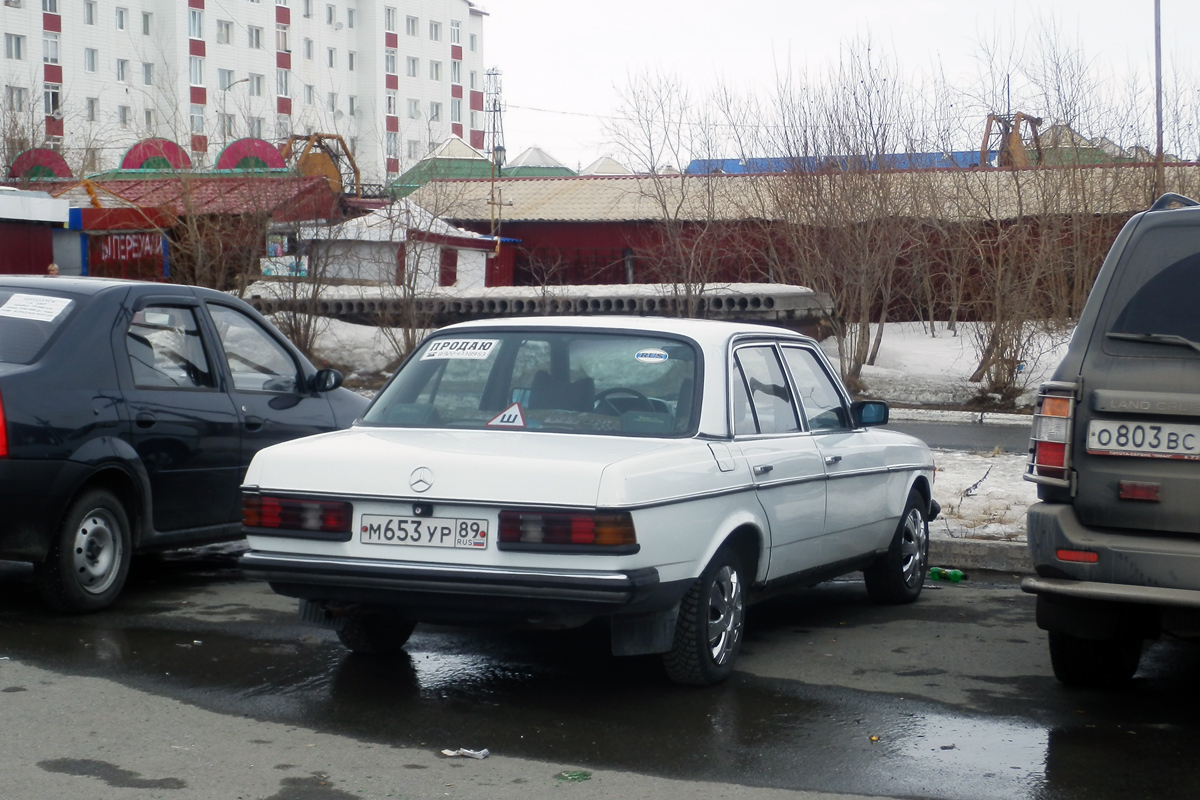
1024,193,1200,687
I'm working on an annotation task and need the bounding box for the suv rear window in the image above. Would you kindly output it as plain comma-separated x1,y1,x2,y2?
0,289,76,364
1108,229,1200,342
364,331,699,436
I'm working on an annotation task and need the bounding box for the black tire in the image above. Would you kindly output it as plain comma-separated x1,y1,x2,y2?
1048,631,1142,688
336,607,416,655
663,546,747,686
35,489,132,614
864,490,929,604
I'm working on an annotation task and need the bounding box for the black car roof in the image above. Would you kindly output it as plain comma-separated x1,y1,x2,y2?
0,277,204,298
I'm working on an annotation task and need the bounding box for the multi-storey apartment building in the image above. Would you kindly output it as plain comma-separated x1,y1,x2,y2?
1,0,487,184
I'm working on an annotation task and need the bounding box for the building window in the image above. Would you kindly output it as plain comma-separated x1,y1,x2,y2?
469,71,477,89
144,108,154,130
190,104,205,134
347,8,355,28
348,95,357,116
276,68,289,96
406,98,419,119
217,20,232,43
188,9,203,38
116,7,127,30
218,113,235,139
248,27,263,49
325,4,334,24
218,69,234,90
189,56,203,85
385,90,396,115
5,35,25,61
429,21,441,41
249,117,263,138
384,7,397,32
42,0,57,11
406,139,420,160
326,92,336,112
347,51,355,71
142,62,153,85
142,11,152,35
304,39,313,59
249,73,264,96
304,84,314,105
429,101,441,121
451,60,461,84
450,20,461,44
276,24,289,52
405,56,416,77
276,113,291,139
118,105,130,128
84,48,98,73
84,1,95,24
451,98,461,123
327,48,335,68
470,110,478,128
429,61,441,81
303,0,312,17
43,83,60,115
470,33,477,52
384,50,397,74
118,59,131,83
405,15,418,36
86,97,98,121
386,131,398,158
6,86,27,112
42,32,59,64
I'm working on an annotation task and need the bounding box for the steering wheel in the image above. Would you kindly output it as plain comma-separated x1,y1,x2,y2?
594,387,656,416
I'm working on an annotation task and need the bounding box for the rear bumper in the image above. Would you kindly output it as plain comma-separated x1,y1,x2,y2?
239,550,687,622
0,459,82,561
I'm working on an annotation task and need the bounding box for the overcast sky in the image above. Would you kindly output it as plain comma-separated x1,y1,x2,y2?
482,0,1197,170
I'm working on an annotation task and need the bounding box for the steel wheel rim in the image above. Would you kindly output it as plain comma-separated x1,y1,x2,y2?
706,565,744,665
71,509,123,595
898,507,927,587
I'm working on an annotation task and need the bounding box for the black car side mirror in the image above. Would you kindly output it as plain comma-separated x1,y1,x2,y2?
310,368,344,393
851,400,889,427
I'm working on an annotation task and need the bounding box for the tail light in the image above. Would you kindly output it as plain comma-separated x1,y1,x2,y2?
0,389,7,458
498,510,637,550
1027,385,1075,483
243,494,352,535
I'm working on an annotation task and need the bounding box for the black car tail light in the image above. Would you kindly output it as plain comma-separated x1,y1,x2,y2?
243,494,352,534
498,510,636,548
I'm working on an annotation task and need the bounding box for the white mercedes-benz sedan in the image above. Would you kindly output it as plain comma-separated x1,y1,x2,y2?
239,317,938,685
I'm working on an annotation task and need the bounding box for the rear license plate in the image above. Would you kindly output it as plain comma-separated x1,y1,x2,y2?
1087,420,1200,459
359,515,489,549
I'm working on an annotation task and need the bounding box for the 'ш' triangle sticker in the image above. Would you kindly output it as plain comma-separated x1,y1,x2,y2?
486,402,526,428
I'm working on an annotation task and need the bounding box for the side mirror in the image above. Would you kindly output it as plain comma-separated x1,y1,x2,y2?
851,400,889,427
310,368,344,393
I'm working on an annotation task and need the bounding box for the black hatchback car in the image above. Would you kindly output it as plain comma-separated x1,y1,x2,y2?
0,277,368,612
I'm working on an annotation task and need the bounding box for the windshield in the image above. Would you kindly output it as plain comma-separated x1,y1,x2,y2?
364,330,700,437
0,289,77,365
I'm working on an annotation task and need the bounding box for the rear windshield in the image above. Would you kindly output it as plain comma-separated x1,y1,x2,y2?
0,289,77,364
363,331,700,436
1109,228,1200,342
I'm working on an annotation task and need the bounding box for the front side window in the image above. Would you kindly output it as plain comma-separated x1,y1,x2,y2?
126,306,215,390
781,347,849,430
208,305,299,393
365,332,699,437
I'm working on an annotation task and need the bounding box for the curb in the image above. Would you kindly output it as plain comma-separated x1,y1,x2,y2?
929,537,1033,574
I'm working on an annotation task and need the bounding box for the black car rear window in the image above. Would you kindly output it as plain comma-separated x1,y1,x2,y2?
0,289,77,364
1109,229,1200,342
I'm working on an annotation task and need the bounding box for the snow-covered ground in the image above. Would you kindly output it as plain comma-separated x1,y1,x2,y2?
300,317,1060,543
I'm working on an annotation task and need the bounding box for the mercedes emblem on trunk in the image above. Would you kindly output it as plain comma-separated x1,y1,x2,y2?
409,467,434,493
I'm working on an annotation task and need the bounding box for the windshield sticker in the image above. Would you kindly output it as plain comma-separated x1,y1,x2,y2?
0,293,71,323
486,403,526,428
421,339,499,360
634,348,669,364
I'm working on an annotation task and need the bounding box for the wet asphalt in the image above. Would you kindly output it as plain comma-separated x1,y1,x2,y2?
3,550,1200,799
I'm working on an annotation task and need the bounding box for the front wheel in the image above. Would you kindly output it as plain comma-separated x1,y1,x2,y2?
663,547,747,686
1048,631,1142,688
864,490,928,604
336,607,416,655
36,489,132,613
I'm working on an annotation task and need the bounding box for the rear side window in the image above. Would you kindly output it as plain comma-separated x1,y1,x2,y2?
1108,228,1200,342
126,306,215,389
0,290,76,364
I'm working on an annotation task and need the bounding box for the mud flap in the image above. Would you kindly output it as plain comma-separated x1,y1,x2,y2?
610,603,680,656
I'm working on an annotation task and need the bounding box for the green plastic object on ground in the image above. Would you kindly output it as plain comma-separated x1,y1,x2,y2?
929,567,966,582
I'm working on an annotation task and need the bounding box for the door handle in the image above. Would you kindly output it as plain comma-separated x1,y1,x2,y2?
753,464,774,475
824,455,842,465
244,416,265,432
135,412,156,428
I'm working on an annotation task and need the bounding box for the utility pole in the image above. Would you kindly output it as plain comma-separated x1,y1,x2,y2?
1154,0,1165,198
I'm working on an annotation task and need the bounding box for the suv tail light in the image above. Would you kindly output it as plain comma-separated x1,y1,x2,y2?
243,494,352,535
498,510,637,551
1027,383,1076,484
0,389,7,458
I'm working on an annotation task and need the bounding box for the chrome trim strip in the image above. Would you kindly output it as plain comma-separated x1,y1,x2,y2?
241,551,634,583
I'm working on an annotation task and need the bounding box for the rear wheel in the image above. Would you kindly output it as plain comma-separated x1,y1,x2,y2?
663,546,747,686
1048,631,1142,688
864,490,928,604
336,607,416,655
36,489,132,613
